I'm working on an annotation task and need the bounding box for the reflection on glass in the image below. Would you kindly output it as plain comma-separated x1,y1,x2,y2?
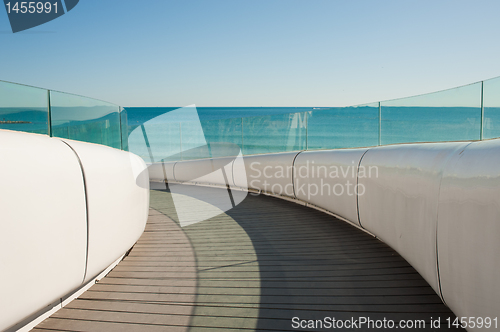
0,81,49,135
307,103,379,150
381,83,482,145
50,91,121,149
242,112,307,155
483,77,500,140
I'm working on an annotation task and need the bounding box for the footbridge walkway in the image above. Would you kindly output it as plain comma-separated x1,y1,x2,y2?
33,186,461,331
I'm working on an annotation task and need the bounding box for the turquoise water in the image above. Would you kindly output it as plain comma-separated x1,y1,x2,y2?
126,107,321,126
126,105,500,163
126,107,317,160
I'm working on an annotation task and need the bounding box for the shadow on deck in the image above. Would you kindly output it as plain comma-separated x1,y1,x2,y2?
33,185,463,331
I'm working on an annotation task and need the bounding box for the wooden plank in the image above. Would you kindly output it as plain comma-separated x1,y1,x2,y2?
35,186,464,331
35,208,195,332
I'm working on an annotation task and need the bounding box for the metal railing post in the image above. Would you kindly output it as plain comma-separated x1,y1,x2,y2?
305,111,308,150
241,117,244,155
47,90,52,137
480,81,484,140
119,107,123,150
378,102,381,146
179,122,182,161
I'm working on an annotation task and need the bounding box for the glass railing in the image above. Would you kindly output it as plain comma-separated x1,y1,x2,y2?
3,76,500,161
0,80,128,150
483,77,500,140
307,103,379,150
242,112,307,155
128,76,500,162
0,81,49,135
380,82,482,145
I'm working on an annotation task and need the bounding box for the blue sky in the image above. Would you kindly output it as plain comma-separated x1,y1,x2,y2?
1,0,500,107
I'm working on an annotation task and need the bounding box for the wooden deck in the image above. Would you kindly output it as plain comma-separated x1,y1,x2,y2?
34,186,463,331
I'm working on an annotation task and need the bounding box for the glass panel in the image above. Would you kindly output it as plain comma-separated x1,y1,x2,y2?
120,107,129,151
381,83,482,145
242,112,306,155
0,81,49,135
180,120,210,160
483,77,500,139
201,117,242,158
128,122,181,163
307,103,379,150
50,91,121,149
127,106,205,162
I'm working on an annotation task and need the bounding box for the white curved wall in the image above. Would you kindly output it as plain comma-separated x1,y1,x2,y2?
148,162,176,183
174,157,235,187
234,152,299,197
438,139,500,329
0,131,87,331
155,153,299,196
0,131,149,331
294,149,367,225
358,142,469,295
62,140,149,283
163,156,248,227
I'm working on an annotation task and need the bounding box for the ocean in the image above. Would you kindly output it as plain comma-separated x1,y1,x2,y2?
125,107,322,125
125,106,493,162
